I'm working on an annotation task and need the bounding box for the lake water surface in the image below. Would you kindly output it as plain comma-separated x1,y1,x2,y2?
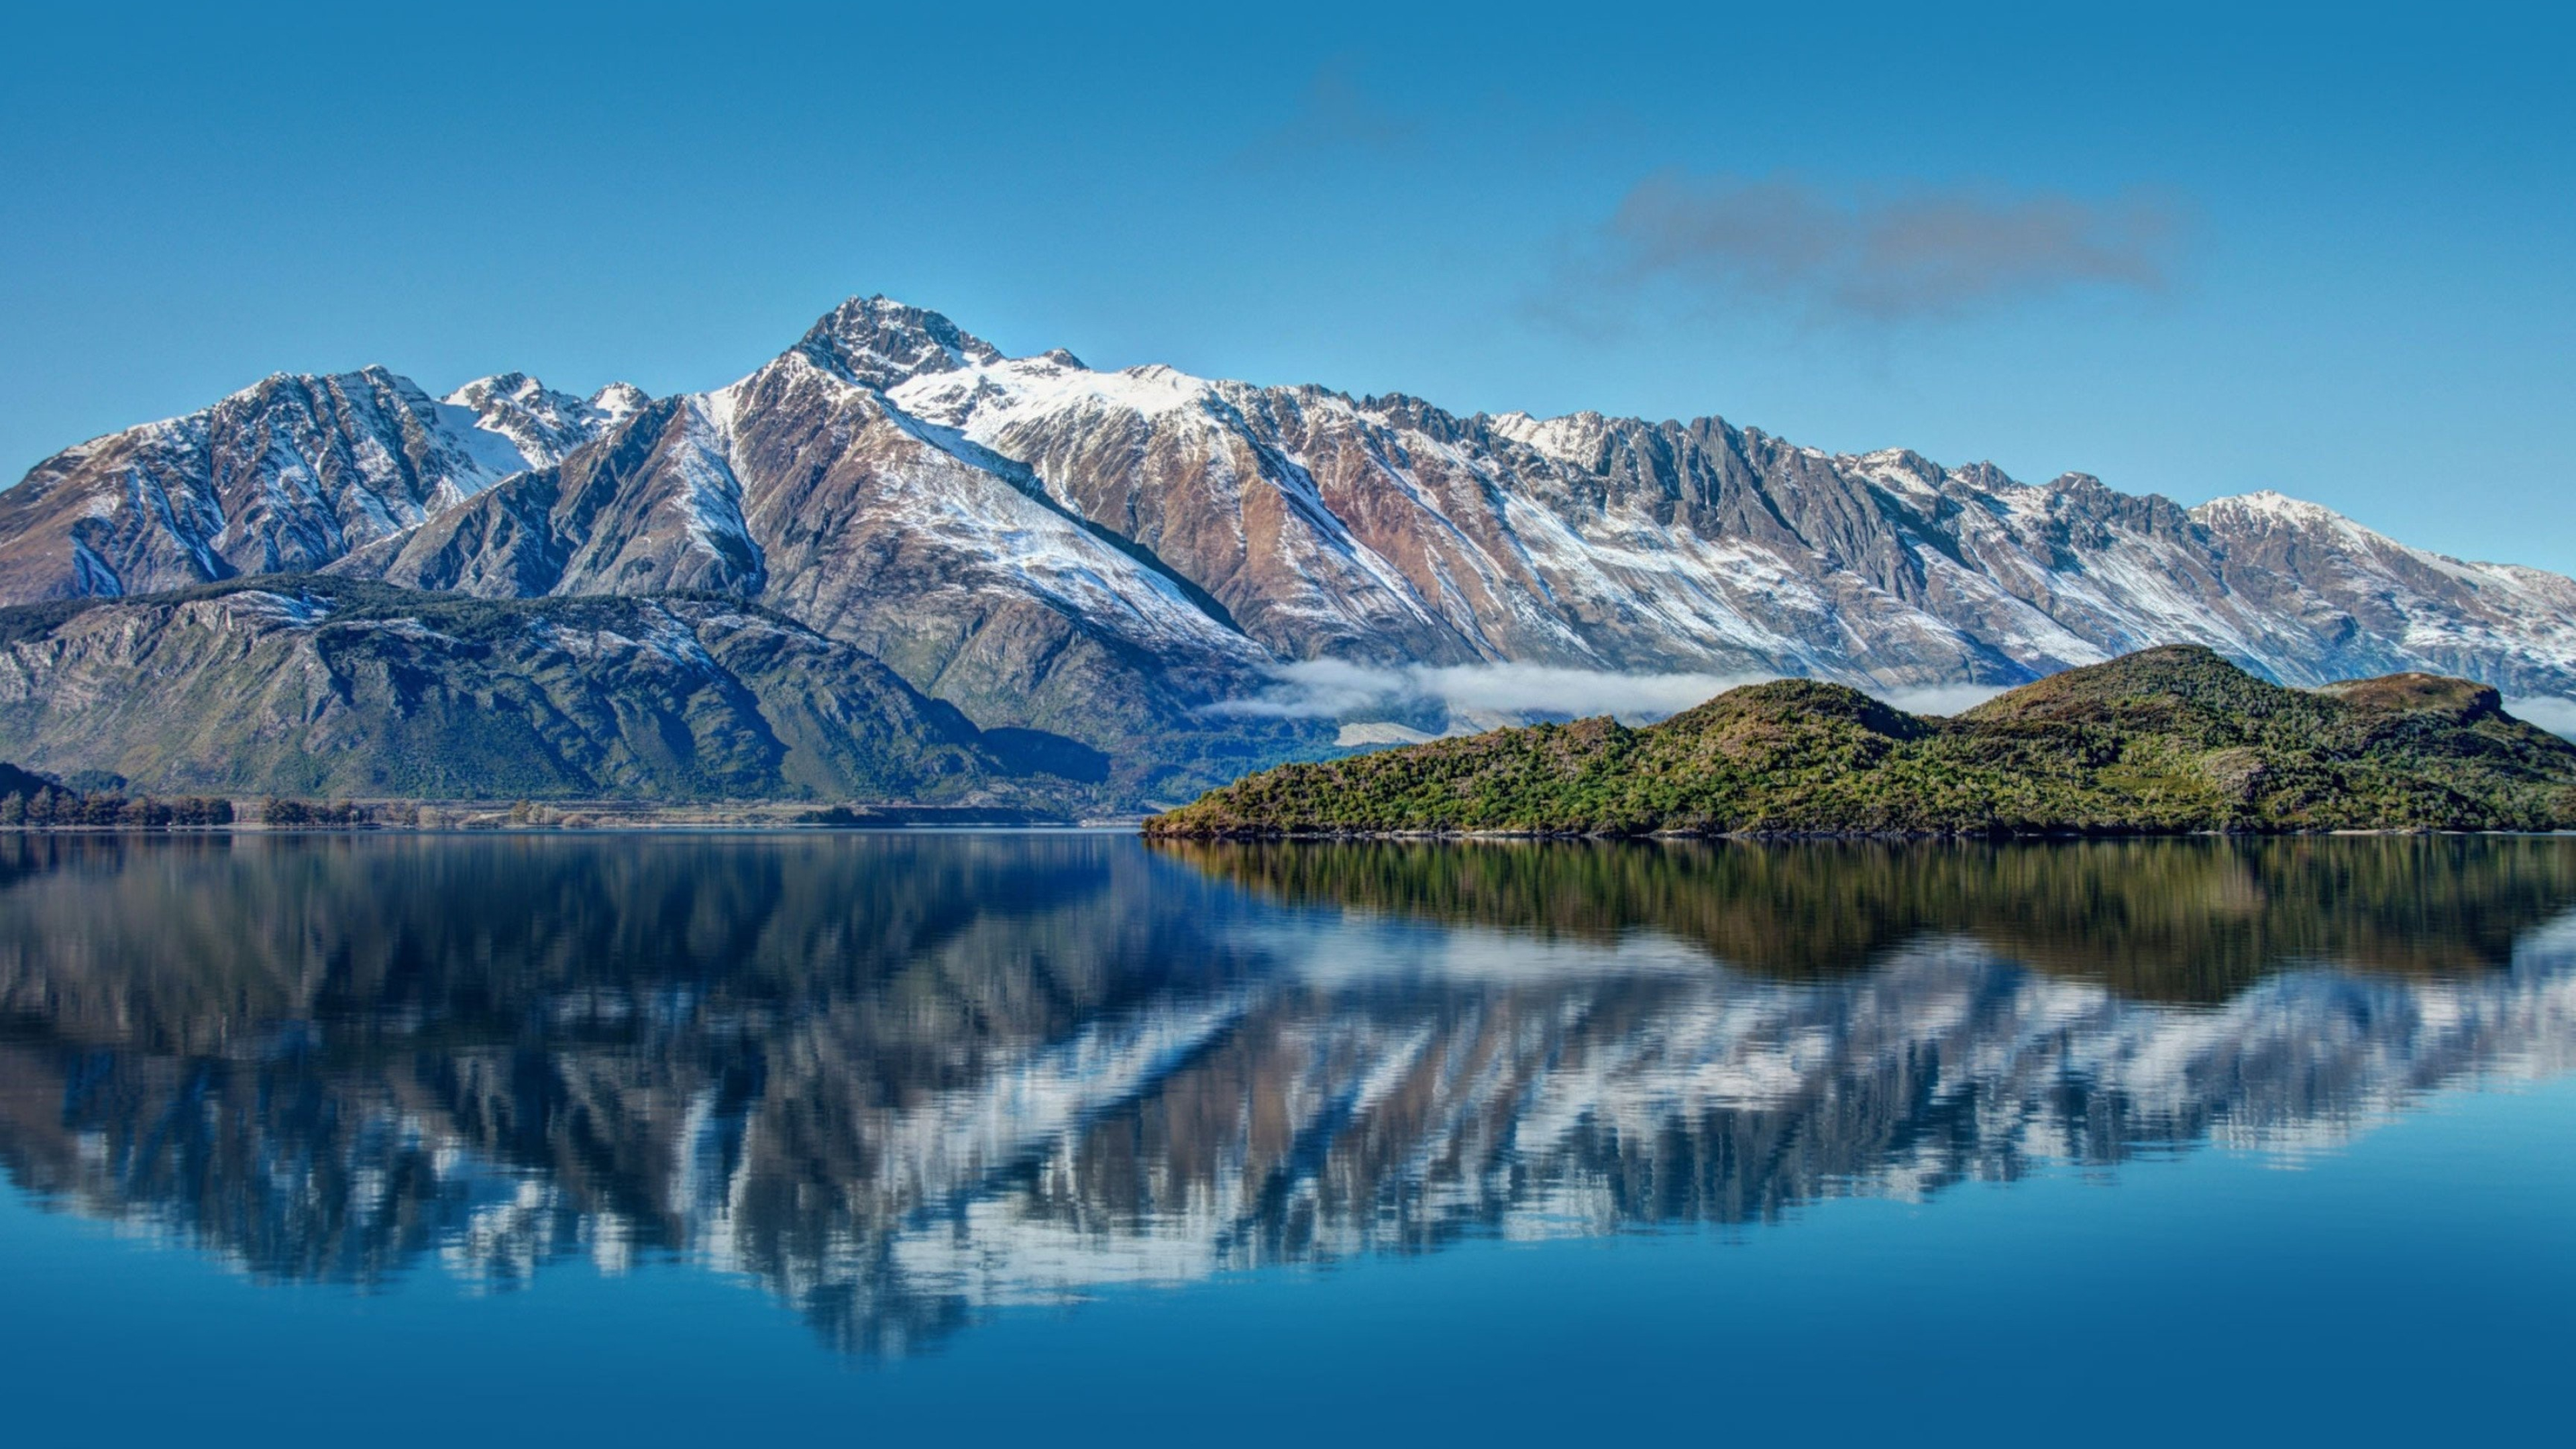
1,832,2570,1444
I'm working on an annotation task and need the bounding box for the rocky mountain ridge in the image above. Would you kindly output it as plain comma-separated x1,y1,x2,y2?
3,297,2571,794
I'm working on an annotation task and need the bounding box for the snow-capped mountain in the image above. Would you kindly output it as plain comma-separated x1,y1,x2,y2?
876,331,2576,696
3,297,2572,767
0,366,639,597
331,301,1292,761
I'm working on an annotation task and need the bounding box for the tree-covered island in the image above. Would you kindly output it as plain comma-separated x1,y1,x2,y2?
1145,647,2576,839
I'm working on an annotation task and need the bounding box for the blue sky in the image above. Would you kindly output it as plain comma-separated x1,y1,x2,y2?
4,3,2571,568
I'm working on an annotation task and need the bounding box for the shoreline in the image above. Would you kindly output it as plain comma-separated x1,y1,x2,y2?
0,822,1140,835
10,821,2567,841
1142,824,2576,842
0,800,1140,834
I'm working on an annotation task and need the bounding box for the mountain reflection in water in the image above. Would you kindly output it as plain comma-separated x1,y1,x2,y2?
0,832,2571,1355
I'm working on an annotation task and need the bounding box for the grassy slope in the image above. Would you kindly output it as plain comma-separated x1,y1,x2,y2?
1146,646,2576,837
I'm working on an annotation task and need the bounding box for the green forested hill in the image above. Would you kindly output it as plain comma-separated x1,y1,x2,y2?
1146,647,2576,838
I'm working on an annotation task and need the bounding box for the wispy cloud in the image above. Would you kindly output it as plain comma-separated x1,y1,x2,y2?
1541,172,2184,330
1210,659,2008,725
1236,56,1417,168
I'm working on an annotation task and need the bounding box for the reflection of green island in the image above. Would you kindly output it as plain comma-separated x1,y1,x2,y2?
1147,647,2576,838
1150,835,2576,1001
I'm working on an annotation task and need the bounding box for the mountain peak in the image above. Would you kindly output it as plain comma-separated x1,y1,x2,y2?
587,382,650,425
223,364,409,408
446,372,553,408
795,295,1004,390
2192,490,2355,531
443,373,635,468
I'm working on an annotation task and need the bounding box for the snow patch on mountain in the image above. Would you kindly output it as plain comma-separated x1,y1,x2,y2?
1488,410,1611,466
445,373,643,471
669,394,757,571
588,382,650,427
889,354,1218,435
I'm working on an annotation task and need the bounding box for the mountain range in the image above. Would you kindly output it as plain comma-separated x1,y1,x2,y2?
3,296,2572,804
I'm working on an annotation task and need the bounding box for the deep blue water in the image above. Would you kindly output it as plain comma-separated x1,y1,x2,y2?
0,831,2569,1445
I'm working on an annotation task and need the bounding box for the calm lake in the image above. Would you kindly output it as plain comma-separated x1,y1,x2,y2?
1,831,2570,1445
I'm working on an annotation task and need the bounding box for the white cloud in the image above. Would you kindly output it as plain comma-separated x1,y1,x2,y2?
2506,696,2576,741
1208,659,1762,723
1211,660,2013,726
1407,662,1769,720
1875,683,2011,716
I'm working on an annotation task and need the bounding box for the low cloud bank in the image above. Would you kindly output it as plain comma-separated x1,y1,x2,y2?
1874,683,2012,716
1208,659,1762,723
2506,696,2576,741
1212,660,2010,726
